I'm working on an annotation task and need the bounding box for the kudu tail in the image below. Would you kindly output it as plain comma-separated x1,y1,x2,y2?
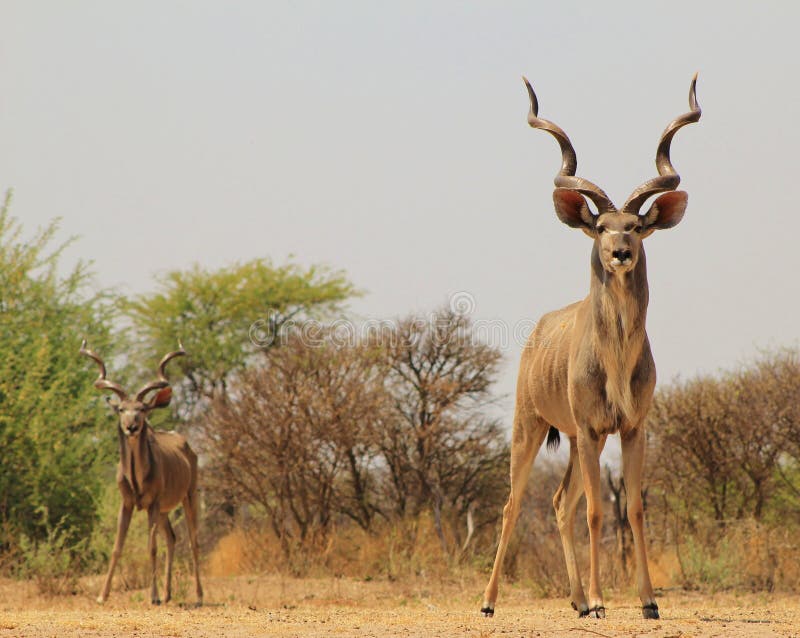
546,426,561,452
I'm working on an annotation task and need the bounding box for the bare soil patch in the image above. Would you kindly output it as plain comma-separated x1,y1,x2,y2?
0,575,796,637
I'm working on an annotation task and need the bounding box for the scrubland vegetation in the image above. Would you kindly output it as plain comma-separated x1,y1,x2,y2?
2,193,800,604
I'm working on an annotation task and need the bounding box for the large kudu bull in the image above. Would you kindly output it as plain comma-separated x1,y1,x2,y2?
481,75,701,620
81,340,203,606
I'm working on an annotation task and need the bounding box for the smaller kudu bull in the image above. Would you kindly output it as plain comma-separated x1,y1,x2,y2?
81,340,203,605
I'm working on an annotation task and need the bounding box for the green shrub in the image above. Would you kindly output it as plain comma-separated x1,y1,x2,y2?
0,191,117,572
18,515,86,596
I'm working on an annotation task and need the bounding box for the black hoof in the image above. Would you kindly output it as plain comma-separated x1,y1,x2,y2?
642,603,659,619
578,608,590,618
480,606,494,617
151,599,162,606
587,606,605,619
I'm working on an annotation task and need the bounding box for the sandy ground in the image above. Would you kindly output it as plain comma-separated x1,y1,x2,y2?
0,575,797,637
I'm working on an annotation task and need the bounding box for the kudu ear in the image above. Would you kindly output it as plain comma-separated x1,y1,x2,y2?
553,188,596,236
105,395,120,413
147,387,173,410
640,191,688,238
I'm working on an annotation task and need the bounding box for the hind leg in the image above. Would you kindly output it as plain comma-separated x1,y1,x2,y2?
183,491,204,605
553,437,588,616
160,514,176,604
147,506,161,605
481,414,549,617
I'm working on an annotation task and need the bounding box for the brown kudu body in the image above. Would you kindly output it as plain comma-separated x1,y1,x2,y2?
81,341,203,606
481,76,701,620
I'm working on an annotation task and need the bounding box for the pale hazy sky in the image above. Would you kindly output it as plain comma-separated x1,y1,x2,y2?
2,1,798,423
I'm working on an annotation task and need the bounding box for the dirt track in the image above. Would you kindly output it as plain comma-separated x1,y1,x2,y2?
1,575,797,637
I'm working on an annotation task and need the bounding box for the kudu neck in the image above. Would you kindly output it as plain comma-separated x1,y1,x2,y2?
119,421,153,496
588,243,649,336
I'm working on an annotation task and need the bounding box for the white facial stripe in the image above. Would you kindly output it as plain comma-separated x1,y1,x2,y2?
605,229,631,235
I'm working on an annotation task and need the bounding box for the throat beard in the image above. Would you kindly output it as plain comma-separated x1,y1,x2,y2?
121,429,151,502
595,270,646,426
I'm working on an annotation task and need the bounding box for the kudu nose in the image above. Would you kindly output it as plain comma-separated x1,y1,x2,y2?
612,249,632,262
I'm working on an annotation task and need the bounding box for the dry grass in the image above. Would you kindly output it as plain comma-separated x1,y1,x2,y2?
8,518,800,637
204,515,463,581
1,573,798,637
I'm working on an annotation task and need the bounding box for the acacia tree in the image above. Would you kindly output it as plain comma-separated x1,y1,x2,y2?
648,351,800,528
199,305,509,562
199,331,388,557
726,368,784,519
753,351,800,513
0,192,117,557
375,306,508,555
648,376,745,525
122,259,357,417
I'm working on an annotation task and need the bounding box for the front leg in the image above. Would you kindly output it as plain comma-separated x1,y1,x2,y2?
576,430,607,618
621,426,659,619
97,502,133,603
